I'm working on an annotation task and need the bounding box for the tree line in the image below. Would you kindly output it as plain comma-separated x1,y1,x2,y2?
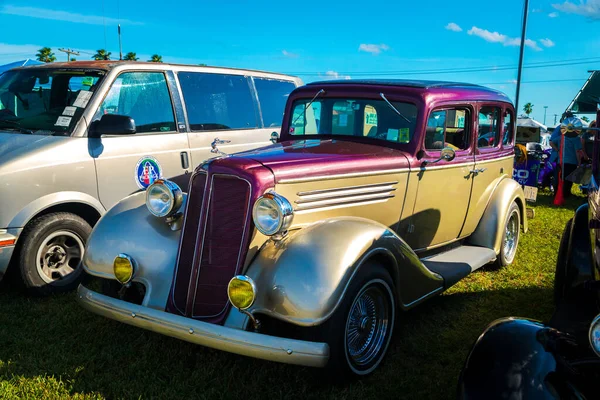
35,47,163,63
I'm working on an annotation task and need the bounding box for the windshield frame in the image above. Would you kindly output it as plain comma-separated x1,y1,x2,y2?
0,67,107,137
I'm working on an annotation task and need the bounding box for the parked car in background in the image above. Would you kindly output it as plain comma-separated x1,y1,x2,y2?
0,61,301,294
78,80,527,378
458,114,600,399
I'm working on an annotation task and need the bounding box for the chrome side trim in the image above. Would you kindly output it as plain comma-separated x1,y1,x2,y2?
294,181,397,212
77,285,330,368
295,193,395,212
277,168,408,183
297,181,398,199
402,286,444,308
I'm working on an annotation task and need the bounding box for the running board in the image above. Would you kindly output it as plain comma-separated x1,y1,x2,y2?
421,246,496,289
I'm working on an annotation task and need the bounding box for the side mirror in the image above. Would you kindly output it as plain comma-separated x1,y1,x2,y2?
422,147,455,166
270,131,279,144
89,114,136,138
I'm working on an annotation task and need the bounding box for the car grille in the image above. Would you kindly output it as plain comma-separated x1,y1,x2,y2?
170,172,252,322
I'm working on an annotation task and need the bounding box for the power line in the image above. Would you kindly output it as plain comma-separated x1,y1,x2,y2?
481,78,585,85
58,48,80,62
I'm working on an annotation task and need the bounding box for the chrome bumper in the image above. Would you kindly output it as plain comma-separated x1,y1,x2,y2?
0,229,18,278
77,285,330,368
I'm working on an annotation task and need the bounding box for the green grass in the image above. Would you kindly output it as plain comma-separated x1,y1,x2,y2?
0,189,586,400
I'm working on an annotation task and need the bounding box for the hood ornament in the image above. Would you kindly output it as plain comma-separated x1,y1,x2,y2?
211,137,231,156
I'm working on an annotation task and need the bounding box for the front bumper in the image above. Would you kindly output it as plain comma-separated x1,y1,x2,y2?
77,285,330,368
0,229,19,278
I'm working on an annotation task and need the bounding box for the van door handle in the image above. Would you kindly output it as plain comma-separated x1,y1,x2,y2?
180,152,189,169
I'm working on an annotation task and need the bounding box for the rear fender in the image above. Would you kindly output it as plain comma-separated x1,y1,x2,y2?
246,217,443,327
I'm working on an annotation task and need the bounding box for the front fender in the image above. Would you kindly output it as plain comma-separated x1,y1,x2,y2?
458,318,559,399
82,192,184,310
246,217,443,327
467,177,528,254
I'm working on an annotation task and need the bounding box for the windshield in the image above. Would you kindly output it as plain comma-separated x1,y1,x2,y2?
0,68,104,135
289,97,418,144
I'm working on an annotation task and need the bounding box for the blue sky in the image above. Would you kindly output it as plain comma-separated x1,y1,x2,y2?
1,0,599,125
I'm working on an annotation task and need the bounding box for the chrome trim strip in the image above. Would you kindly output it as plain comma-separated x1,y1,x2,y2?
297,181,398,200
278,169,408,183
295,197,393,214
191,174,252,319
295,193,395,211
402,286,444,308
78,285,330,368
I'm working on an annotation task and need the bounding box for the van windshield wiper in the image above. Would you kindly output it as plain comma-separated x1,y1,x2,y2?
0,120,33,134
380,93,411,123
292,89,325,127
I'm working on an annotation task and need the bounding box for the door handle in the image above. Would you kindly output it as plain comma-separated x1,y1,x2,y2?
470,168,487,175
180,152,189,169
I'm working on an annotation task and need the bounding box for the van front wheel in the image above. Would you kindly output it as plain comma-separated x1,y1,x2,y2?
18,212,91,296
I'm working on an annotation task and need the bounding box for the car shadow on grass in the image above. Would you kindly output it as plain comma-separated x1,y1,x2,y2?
0,281,553,400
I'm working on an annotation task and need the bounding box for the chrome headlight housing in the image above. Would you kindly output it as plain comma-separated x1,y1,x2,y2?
146,179,183,217
589,314,600,357
252,192,293,236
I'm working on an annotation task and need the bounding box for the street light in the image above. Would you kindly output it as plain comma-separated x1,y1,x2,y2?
544,106,548,125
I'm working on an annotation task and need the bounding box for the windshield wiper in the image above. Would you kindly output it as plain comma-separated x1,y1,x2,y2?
0,120,33,134
292,89,325,127
380,93,411,123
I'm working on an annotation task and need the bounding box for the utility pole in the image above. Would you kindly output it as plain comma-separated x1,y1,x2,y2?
543,106,548,125
118,24,123,60
515,0,530,112
554,114,558,125
58,48,80,62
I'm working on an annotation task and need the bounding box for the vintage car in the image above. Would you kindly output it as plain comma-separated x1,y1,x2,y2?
78,80,527,377
0,61,300,294
458,116,600,398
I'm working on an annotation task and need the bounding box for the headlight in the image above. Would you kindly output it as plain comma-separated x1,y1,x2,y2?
252,192,293,236
146,179,183,217
589,314,600,357
113,253,135,284
227,275,256,310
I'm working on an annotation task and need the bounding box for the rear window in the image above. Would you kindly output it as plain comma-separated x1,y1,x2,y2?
254,78,296,127
178,72,258,131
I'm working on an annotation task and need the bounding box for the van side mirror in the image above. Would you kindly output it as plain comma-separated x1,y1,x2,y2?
89,114,136,138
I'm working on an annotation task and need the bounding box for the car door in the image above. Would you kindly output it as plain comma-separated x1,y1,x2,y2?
462,105,515,236
89,70,190,209
407,105,475,251
178,72,297,168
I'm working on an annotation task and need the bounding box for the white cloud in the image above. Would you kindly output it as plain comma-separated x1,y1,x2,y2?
445,22,462,32
324,71,351,80
1,5,143,25
282,50,298,58
532,8,543,13
548,11,559,17
468,26,542,50
540,38,556,47
468,27,507,43
552,1,600,19
358,43,389,55
508,79,518,84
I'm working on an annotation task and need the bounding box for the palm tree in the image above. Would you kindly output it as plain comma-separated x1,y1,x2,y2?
36,47,56,63
124,52,139,61
92,49,111,60
523,102,534,117
582,116,590,123
149,54,163,63
70,57,76,62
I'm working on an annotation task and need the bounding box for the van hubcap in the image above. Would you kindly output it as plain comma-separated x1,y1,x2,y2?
36,231,84,283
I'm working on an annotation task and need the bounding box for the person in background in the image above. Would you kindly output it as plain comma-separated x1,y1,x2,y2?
549,111,574,190
582,120,596,160
552,116,586,200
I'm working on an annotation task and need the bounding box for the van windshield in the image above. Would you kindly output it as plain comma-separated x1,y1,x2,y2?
0,68,105,135
289,97,418,145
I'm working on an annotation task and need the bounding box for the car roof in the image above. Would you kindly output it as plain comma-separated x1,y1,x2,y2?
12,60,298,79
307,79,485,90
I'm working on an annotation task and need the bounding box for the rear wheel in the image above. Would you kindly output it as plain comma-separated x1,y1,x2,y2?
316,262,396,378
18,212,91,295
494,202,520,268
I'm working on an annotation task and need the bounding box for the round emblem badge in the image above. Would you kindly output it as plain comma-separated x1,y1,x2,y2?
135,156,162,189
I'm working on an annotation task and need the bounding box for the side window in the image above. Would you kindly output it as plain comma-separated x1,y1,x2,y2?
503,109,514,145
253,78,296,127
425,108,470,151
478,106,501,148
363,105,377,136
178,72,257,131
95,72,176,134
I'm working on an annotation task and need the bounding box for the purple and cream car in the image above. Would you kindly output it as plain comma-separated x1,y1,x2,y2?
78,80,527,377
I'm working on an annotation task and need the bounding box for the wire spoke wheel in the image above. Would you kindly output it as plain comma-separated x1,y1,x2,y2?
503,210,519,263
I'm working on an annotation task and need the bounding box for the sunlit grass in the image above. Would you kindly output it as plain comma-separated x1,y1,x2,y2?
0,189,585,399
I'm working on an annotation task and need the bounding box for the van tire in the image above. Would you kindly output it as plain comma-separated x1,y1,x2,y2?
18,212,91,296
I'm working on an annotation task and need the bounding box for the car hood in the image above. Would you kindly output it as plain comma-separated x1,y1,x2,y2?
0,132,55,161
233,139,411,182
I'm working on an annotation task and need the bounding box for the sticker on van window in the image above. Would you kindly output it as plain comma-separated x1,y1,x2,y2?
73,91,93,108
54,116,72,127
62,106,77,116
387,129,399,141
135,156,163,189
399,128,410,143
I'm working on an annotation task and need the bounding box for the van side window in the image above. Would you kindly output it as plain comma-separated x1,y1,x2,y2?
503,109,514,145
94,72,176,134
478,106,501,148
178,72,258,131
253,78,296,127
425,108,470,151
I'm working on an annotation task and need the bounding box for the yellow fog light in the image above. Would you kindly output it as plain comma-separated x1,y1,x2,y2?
227,275,256,310
113,254,135,284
